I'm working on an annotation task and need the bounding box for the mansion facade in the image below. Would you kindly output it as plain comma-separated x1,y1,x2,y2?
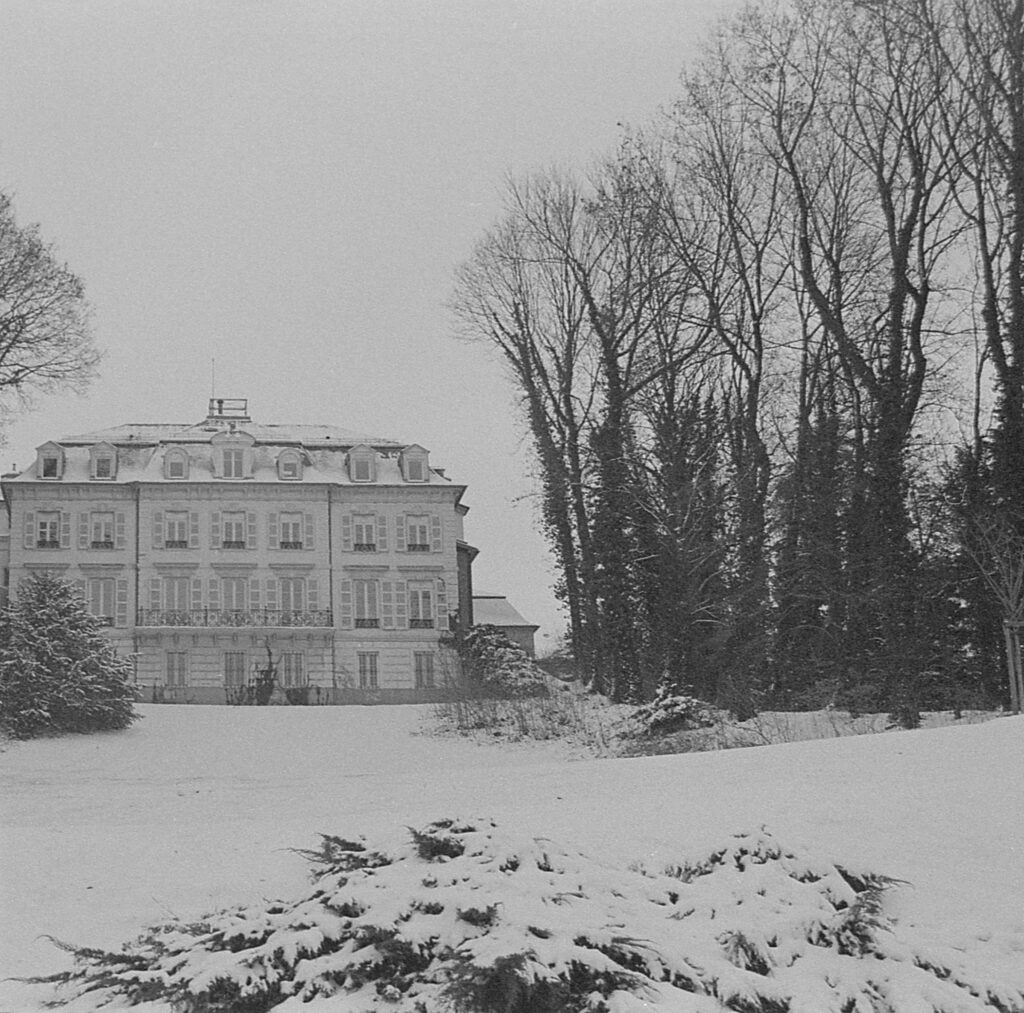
0,399,478,703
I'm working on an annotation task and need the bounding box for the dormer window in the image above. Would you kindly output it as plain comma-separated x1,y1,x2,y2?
89,443,117,480
211,431,255,480
36,442,65,480
278,449,302,481
164,449,189,480
223,448,244,478
400,445,429,483
348,445,376,483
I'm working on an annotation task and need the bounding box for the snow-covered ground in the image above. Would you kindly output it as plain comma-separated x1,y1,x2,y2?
1,704,1022,1009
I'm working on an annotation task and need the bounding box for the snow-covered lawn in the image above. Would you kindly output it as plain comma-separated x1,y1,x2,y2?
1,704,1022,1009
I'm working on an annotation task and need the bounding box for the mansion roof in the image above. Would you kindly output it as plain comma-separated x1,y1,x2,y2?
5,400,457,490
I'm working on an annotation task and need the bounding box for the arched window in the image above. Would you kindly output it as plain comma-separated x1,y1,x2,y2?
277,449,303,480
164,448,190,480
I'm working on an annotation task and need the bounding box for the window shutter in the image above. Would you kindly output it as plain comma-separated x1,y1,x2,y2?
208,577,220,610
339,578,353,629
341,513,353,552
304,513,314,550
189,512,200,548
150,578,162,611
376,580,391,629
78,513,89,549
115,579,129,628
152,511,164,548
115,512,127,550
395,516,407,552
74,578,87,602
268,512,279,549
394,579,408,629
210,512,221,548
376,515,388,551
264,577,279,611
430,515,442,553
60,512,72,549
191,577,203,611
308,577,319,611
23,512,35,549
435,579,448,631
249,577,261,609
246,512,257,547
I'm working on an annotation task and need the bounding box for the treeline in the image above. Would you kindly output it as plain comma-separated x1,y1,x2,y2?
452,0,1024,719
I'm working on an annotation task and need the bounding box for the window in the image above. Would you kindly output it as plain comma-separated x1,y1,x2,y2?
90,511,115,549
281,652,305,688
353,513,376,552
166,652,188,687
279,512,303,549
279,576,305,613
39,451,61,478
414,652,435,689
354,579,379,628
223,448,245,478
165,511,189,548
163,576,190,612
348,447,375,482
94,456,113,479
88,578,115,625
278,451,301,480
406,457,425,482
37,511,60,548
222,511,246,548
408,581,434,628
407,515,430,552
221,576,247,612
224,651,247,687
358,652,379,689
165,451,188,480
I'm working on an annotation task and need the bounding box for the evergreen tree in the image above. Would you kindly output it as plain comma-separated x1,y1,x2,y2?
0,573,138,739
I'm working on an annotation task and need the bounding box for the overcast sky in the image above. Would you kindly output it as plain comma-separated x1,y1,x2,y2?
0,0,733,650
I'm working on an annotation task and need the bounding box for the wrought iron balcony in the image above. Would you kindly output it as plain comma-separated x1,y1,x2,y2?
136,608,333,628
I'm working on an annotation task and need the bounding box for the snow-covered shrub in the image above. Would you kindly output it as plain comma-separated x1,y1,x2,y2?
38,819,1024,1012
459,625,547,697
634,685,718,736
0,573,138,739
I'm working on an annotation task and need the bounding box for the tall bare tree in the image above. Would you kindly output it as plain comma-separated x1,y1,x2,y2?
0,194,99,427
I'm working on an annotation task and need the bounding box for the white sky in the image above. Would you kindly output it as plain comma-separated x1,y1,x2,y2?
0,0,733,650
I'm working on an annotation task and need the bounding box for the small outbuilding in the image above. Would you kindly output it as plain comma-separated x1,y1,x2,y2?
471,594,540,657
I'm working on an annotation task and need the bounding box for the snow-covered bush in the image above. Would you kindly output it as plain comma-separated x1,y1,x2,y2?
0,573,138,739
459,624,547,697
634,685,718,736
38,819,1024,1012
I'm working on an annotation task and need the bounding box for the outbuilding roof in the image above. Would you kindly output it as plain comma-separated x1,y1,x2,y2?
472,595,539,630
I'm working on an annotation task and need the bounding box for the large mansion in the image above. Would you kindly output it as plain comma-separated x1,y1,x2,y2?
0,399,479,702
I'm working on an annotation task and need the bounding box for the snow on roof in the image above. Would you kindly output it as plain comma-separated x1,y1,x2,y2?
472,595,538,629
59,421,404,448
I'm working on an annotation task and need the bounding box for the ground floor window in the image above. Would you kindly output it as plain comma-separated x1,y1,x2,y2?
165,651,187,687
88,578,115,625
358,652,379,689
224,651,247,687
414,651,434,689
280,652,305,688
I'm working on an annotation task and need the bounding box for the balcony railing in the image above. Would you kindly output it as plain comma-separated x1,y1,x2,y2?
137,608,333,628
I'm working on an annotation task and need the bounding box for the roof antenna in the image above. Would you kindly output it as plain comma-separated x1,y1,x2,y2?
210,357,216,398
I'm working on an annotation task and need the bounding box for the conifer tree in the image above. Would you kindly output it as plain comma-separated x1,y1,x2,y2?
0,573,138,738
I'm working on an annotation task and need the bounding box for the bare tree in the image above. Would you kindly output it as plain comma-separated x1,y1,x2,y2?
0,194,100,426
